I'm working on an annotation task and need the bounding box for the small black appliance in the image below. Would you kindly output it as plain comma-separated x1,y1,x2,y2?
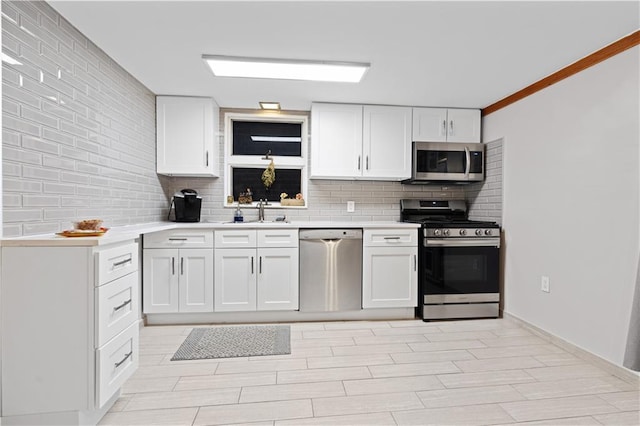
169,189,202,222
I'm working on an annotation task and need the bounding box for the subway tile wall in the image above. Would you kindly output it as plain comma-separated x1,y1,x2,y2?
466,138,503,225
2,1,165,237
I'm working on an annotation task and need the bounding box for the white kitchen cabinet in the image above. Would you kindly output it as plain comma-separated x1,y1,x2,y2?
214,229,299,312
257,247,299,310
156,96,220,177
1,240,140,425
310,103,411,180
143,230,214,313
412,107,481,143
214,248,257,311
362,229,418,308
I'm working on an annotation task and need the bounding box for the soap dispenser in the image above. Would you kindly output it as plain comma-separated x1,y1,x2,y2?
234,204,244,223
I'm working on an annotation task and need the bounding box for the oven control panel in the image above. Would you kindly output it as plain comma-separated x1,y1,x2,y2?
425,228,498,238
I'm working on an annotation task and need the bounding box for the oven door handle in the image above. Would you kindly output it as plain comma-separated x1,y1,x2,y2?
425,238,500,248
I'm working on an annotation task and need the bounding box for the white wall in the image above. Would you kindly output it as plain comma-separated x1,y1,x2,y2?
483,46,640,366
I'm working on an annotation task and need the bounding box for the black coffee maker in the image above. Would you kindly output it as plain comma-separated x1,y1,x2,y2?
168,189,202,222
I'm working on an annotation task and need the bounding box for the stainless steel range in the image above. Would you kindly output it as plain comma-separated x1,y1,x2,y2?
400,199,501,320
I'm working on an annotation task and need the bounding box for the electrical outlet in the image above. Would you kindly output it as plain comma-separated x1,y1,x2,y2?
541,276,550,293
347,201,355,213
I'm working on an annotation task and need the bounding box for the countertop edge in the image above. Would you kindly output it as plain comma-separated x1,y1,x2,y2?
1,221,420,247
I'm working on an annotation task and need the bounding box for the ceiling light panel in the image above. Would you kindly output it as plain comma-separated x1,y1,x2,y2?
203,55,369,83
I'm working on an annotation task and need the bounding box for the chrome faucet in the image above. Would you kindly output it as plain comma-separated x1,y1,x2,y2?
257,199,265,222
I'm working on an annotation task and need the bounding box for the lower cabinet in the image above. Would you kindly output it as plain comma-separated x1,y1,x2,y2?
0,240,140,425
214,229,299,312
362,229,418,308
142,229,214,314
143,248,214,313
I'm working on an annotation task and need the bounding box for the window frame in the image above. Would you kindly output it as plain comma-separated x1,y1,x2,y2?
223,111,308,208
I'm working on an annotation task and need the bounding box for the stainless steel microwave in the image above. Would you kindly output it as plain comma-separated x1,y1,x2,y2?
403,142,485,184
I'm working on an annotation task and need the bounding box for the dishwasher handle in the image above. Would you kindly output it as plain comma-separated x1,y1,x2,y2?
299,229,363,240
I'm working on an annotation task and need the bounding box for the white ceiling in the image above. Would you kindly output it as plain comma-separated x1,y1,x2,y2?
48,1,639,111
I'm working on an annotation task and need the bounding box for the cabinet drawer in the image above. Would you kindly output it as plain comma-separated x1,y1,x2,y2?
257,229,299,248
364,229,417,247
97,243,139,286
144,229,214,249
96,273,139,347
215,230,257,248
96,321,139,408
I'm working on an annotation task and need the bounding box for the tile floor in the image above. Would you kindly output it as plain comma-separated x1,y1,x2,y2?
99,318,640,426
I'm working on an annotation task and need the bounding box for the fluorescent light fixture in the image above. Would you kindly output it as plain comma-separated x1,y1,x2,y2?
203,55,369,83
1,53,22,66
251,136,302,143
259,101,281,110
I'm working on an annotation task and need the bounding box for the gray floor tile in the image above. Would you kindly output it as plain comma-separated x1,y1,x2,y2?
275,412,396,425
499,395,619,422
596,390,640,411
312,391,424,417
391,349,475,364
122,376,179,394
369,360,460,378
239,381,345,403
277,366,371,384
307,353,393,369
409,339,488,352
123,388,240,411
214,358,307,375
512,377,630,400
343,375,444,395
99,407,198,425
469,344,565,359
437,370,536,388
524,363,609,381
331,342,412,356
416,385,525,408
392,402,515,425
592,411,640,425
193,399,313,425
174,372,276,392
453,356,544,373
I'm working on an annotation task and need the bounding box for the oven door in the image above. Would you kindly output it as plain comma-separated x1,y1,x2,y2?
422,238,499,303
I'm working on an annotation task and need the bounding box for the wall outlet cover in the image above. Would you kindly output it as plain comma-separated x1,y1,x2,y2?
541,276,550,293
347,201,355,213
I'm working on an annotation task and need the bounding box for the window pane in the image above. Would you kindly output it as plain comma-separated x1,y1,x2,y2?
232,121,302,156
232,167,302,202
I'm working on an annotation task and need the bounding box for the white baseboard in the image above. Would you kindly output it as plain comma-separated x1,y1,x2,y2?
503,312,640,385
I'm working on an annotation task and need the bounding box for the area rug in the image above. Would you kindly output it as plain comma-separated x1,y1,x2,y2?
171,325,291,361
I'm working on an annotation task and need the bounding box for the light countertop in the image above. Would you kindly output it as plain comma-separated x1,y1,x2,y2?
1,220,420,247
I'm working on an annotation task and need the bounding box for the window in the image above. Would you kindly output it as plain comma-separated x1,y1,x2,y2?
224,112,308,207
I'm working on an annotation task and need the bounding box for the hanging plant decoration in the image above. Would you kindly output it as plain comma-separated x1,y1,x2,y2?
261,159,276,190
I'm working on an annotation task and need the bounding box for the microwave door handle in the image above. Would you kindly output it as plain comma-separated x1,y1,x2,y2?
464,147,471,177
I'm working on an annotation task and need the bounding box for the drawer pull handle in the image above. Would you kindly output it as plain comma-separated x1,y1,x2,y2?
180,257,184,275
114,351,133,369
384,236,401,240
113,299,132,312
168,238,188,241
172,257,175,275
112,257,132,268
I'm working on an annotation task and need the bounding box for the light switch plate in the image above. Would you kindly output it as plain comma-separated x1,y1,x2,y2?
347,201,355,213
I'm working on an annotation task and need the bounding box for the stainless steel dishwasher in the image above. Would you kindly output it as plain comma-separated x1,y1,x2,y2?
299,229,363,312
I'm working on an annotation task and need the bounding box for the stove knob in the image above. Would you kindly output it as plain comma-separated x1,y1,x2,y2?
485,229,493,236
434,229,441,236
459,229,467,236
443,229,450,236
475,229,483,236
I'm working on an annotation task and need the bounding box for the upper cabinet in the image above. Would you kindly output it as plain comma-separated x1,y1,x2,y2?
156,96,220,177
310,103,412,180
412,107,481,143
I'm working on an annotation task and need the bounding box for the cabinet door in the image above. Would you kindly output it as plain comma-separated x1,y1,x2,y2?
256,247,299,311
178,249,214,313
446,109,481,143
362,246,418,308
363,105,412,180
143,249,179,313
310,103,363,179
214,249,256,311
412,107,448,142
156,96,219,177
